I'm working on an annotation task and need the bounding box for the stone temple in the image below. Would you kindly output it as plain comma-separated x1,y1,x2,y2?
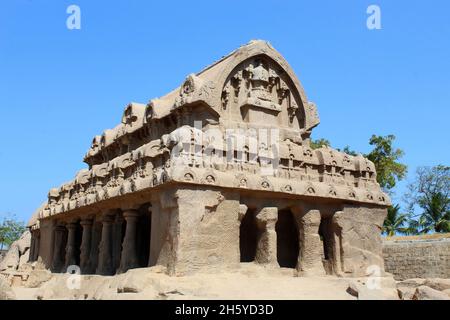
27,40,390,278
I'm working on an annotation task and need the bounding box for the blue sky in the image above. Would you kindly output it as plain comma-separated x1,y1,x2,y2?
0,0,449,223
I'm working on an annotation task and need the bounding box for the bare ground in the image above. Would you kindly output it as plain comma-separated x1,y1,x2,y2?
10,264,399,300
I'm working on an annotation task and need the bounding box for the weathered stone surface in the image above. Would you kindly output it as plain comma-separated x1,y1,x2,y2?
0,231,32,273
0,277,16,300
0,244,20,271
22,267,401,300
25,270,53,288
396,278,427,288
18,249,30,269
397,286,416,300
117,273,145,294
332,206,387,277
423,278,450,292
296,209,325,276
443,289,450,298
255,207,278,266
16,231,31,254
395,278,450,300
165,188,242,275
412,285,450,300
346,278,399,300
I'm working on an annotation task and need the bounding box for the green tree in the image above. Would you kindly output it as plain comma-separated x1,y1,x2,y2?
383,204,409,236
0,214,26,250
405,215,430,235
310,138,330,150
366,135,407,192
310,138,357,155
341,146,357,156
405,165,450,233
311,135,407,192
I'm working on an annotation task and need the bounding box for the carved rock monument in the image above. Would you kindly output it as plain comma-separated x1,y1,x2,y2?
27,40,390,278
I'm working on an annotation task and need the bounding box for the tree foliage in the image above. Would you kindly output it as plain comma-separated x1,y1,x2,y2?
310,138,330,150
405,165,450,233
405,215,429,235
383,204,409,236
341,146,357,156
0,214,26,250
311,135,407,192
366,135,407,192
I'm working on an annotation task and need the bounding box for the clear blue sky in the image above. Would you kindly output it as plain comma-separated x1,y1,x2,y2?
0,0,449,223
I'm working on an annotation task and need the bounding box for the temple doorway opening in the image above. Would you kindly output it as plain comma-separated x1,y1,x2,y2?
276,209,299,268
73,222,83,267
240,208,258,262
319,216,334,275
137,203,151,267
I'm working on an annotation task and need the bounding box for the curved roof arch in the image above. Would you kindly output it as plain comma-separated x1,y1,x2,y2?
194,40,320,132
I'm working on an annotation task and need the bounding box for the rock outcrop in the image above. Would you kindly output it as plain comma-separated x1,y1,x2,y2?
412,285,450,300
0,277,16,300
0,231,31,272
397,278,450,300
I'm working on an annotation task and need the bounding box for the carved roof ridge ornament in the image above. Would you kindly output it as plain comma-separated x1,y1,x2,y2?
172,73,216,110
121,102,146,135
210,40,320,133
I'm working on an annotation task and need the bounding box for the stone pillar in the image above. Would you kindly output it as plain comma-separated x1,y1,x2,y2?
34,231,40,262
38,219,56,269
29,230,39,262
29,232,35,262
112,213,124,272
96,213,115,275
296,209,325,276
65,221,79,269
51,224,67,273
255,207,278,265
80,218,93,274
331,211,344,276
119,209,141,272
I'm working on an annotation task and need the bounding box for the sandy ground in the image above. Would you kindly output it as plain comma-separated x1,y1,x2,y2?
11,287,38,300
10,264,399,300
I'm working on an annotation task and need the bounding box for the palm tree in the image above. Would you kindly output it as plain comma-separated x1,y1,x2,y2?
406,215,430,235
383,204,409,236
420,192,450,233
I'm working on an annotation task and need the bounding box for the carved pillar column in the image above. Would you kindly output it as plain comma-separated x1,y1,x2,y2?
51,224,67,273
119,209,141,273
113,213,124,272
96,212,115,275
330,210,346,276
37,219,55,268
64,221,79,269
34,230,41,262
80,217,93,274
295,208,325,276
255,207,278,265
29,231,35,262
29,230,38,262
